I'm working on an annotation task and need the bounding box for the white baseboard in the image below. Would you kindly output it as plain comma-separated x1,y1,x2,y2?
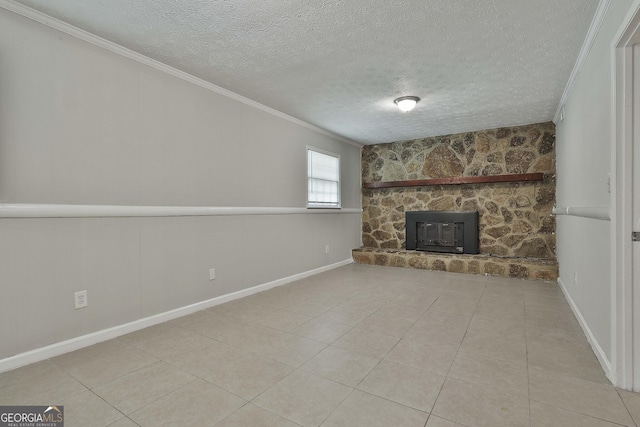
0,258,353,373
557,277,612,380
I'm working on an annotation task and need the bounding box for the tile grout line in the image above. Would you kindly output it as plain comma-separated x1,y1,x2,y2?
243,278,438,426
4,265,632,427
615,388,640,427
524,296,533,427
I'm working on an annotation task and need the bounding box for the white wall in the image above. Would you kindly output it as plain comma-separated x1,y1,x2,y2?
555,0,634,374
0,7,362,361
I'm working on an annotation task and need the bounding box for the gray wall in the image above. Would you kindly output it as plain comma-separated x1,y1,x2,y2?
555,0,634,371
0,8,362,359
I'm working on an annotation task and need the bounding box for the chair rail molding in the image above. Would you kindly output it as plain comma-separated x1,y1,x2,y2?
552,206,611,221
0,204,362,218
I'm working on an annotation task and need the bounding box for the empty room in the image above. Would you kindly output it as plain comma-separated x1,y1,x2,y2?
2,0,640,426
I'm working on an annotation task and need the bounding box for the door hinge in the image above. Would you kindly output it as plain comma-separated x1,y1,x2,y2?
634,231,640,242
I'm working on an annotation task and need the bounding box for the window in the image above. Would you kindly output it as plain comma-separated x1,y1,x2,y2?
307,147,340,208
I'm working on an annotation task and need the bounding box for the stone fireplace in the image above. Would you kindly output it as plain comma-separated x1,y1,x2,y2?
352,122,558,281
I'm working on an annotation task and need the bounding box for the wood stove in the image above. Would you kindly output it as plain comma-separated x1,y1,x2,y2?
405,210,479,254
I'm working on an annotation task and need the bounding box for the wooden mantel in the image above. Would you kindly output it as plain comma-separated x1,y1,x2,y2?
362,173,544,189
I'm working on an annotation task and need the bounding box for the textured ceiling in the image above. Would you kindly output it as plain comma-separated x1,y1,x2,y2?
10,0,599,144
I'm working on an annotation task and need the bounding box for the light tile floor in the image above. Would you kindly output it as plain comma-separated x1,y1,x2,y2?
2,264,640,426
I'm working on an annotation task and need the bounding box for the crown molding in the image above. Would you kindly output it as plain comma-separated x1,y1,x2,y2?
0,0,362,148
554,0,612,124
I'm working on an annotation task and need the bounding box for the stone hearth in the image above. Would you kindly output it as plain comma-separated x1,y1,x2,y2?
352,247,558,281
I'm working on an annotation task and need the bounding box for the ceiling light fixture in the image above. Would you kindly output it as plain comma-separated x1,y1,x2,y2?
394,96,420,112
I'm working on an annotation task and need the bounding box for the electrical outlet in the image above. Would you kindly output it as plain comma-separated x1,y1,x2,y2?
209,268,216,280
74,290,88,309
325,245,330,254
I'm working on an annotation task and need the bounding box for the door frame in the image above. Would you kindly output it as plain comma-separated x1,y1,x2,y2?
613,0,640,390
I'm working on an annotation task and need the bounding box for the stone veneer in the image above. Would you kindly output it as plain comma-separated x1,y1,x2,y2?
353,122,558,281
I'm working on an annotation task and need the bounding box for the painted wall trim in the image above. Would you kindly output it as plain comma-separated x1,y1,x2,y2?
0,0,362,149
558,277,613,381
554,0,612,123
552,206,611,221
611,0,640,390
0,204,363,218
0,258,354,373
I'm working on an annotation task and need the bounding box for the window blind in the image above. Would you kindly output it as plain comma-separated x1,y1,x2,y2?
307,149,340,208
